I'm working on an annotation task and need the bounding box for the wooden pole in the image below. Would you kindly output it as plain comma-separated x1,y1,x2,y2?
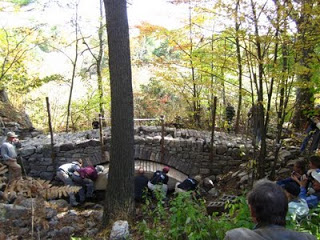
210,96,217,161
160,115,165,162
99,113,106,162
46,97,56,172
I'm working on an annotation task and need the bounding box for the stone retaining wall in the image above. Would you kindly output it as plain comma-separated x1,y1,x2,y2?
18,126,253,180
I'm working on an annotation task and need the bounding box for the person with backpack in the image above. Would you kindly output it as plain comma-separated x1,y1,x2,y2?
147,166,170,196
175,175,201,193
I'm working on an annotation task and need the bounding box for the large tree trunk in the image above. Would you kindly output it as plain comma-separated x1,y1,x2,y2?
102,0,134,226
291,0,317,129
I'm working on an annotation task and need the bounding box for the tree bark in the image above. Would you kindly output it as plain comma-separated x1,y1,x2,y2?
102,0,134,226
0,89,9,103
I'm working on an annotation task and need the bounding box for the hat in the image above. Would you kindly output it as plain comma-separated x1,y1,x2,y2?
7,132,18,138
283,182,300,197
194,175,202,182
163,166,170,173
311,170,320,183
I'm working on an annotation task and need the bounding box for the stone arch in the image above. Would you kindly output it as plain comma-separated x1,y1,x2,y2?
95,159,188,191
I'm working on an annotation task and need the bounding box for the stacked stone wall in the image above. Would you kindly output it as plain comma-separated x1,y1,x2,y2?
18,126,253,180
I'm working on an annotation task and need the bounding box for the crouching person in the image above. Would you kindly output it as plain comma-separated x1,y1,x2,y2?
72,165,104,203
148,166,170,197
134,168,149,202
224,180,316,240
56,159,83,206
175,175,201,193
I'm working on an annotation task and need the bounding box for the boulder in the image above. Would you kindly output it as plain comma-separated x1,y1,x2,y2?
109,220,129,240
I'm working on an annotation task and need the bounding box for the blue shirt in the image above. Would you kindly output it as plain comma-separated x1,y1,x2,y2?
1,141,18,160
299,187,320,208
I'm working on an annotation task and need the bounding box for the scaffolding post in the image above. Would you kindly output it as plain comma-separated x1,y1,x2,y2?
160,115,165,162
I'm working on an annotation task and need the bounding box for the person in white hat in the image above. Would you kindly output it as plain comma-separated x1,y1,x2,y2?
1,132,22,182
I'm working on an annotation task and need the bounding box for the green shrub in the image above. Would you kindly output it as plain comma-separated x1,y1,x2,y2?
138,193,253,240
287,205,320,239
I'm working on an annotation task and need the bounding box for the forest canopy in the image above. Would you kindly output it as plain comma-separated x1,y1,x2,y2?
0,0,319,133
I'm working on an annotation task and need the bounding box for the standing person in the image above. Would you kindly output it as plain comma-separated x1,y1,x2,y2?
134,168,149,202
92,118,99,129
224,180,316,240
225,103,235,133
1,132,22,182
56,159,83,206
147,166,170,197
300,105,320,153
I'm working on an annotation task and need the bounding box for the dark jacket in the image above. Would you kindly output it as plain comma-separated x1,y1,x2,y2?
150,170,168,185
134,174,149,201
177,177,198,191
225,224,316,240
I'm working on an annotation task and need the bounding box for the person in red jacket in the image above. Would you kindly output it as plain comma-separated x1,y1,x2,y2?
72,165,104,203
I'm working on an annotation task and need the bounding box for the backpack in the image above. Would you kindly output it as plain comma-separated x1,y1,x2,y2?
150,171,164,184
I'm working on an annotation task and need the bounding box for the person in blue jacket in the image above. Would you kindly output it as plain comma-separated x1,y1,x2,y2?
292,169,320,208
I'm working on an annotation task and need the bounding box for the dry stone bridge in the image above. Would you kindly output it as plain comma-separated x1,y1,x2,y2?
17,126,253,182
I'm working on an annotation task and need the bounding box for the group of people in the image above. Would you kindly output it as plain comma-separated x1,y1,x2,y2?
225,180,316,240
276,154,320,219
56,159,104,206
134,166,201,202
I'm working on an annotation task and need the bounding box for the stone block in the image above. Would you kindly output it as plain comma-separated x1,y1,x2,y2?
40,172,54,180
0,204,30,220
20,147,36,157
207,201,225,215
60,143,75,151
216,145,228,155
200,168,210,175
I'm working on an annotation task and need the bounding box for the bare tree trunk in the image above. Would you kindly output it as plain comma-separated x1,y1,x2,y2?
97,0,105,118
102,0,134,226
66,2,80,133
234,0,242,133
251,0,266,179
